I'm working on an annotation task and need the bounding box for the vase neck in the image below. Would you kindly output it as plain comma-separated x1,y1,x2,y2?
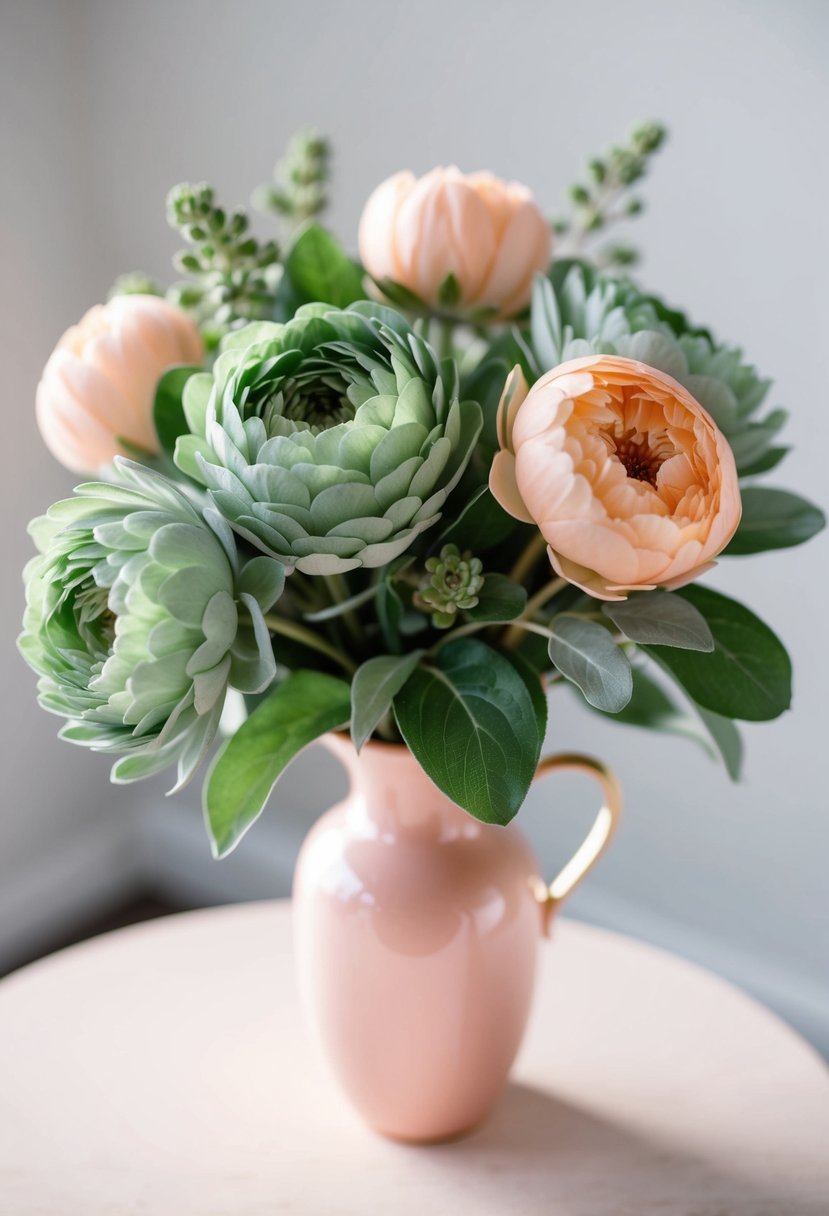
321,733,477,840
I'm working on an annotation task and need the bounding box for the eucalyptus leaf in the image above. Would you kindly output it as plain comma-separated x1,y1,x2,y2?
646,586,791,721
603,592,714,651
204,670,351,857
153,365,201,457
465,574,527,623
350,651,423,752
548,616,633,713
393,639,543,825
725,487,825,555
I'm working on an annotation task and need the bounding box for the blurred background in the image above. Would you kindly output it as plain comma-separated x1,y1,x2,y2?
1,0,827,1051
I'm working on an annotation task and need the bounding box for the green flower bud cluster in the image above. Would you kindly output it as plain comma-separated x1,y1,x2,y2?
554,121,667,268
253,129,332,233
166,182,282,348
414,544,484,629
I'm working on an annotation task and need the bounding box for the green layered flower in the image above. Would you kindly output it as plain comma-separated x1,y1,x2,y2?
174,302,483,575
530,263,782,474
19,459,283,789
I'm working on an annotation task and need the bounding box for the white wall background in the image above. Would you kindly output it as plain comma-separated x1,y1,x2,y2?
1,0,827,1047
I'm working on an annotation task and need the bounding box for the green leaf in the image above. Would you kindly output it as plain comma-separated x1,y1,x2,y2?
465,574,527,623
548,616,633,712
731,409,787,472
153,365,201,456
579,665,743,781
393,639,543,825
350,652,423,752
695,704,743,781
437,272,461,309
435,486,519,552
724,487,825,555
283,223,366,308
603,591,714,651
738,446,789,478
646,586,791,721
204,670,351,857
372,277,427,313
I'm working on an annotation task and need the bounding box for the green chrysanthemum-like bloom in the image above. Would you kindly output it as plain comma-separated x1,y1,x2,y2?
530,263,781,473
19,459,284,789
174,302,483,575
415,544,484,629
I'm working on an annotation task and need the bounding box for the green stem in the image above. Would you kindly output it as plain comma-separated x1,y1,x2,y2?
508,532,547,585
263,613,357,676
322,573,362,643
503,576,567,649
432,318,455,362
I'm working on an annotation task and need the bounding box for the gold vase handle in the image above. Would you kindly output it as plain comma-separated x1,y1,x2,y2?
530,753,623,937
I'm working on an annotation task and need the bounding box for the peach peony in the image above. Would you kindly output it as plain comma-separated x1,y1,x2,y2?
358,167,551,318
490,355,742,601
36,294,203,475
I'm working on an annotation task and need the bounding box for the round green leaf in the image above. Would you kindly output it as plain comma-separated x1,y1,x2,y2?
603,592,714,651
548,617,633,713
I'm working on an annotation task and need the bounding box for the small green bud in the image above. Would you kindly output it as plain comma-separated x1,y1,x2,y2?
568,183,591,207
414,545,485,629
632,121,666,154
626,197,644,216
587,158,606,184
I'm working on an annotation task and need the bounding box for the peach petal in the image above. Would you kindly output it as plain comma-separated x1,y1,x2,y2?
35,295,203,475
358,166,550,318
493,353,742,600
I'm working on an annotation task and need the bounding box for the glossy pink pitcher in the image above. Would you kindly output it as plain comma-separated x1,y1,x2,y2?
293,733,621,1142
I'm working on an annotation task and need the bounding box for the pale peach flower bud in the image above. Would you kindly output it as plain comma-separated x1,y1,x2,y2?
358,167,551,317
35,295,204,474
489,356,742,600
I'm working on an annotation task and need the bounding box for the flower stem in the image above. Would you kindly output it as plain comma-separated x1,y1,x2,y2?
432,318,455,362
508,532,548,585
503,576,567,648
263,613,357,676
322,573,362,644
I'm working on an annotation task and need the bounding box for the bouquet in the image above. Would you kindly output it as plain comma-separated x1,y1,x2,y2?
21,125,824,858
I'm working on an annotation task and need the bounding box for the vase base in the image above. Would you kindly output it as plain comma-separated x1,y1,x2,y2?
369,1112,490,1146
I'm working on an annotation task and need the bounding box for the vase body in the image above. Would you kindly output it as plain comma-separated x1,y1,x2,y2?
292,733,543,1142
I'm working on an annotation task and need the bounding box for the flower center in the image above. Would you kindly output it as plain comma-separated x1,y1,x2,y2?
605,426,673,488
265,371,356,434
74,581,117,654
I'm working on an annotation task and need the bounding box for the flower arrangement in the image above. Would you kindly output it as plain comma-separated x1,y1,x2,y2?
21,124,824,857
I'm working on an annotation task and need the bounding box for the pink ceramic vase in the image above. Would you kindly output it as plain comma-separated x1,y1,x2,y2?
293,733,621,1143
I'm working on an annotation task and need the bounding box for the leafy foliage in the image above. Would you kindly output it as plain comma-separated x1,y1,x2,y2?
393,639,545,825
205,670,351,857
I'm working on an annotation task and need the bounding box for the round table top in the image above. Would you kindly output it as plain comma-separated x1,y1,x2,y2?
0,901,826,1215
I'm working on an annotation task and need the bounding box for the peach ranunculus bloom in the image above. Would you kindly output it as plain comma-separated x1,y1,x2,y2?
36,294,204,475
489,355,742,601
358,167,551,318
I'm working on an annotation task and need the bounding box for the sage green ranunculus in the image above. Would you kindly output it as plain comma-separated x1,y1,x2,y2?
19,459,284,788
174,302,483,575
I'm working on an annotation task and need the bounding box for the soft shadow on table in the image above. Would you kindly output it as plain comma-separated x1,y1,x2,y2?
391,1083,824,1216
